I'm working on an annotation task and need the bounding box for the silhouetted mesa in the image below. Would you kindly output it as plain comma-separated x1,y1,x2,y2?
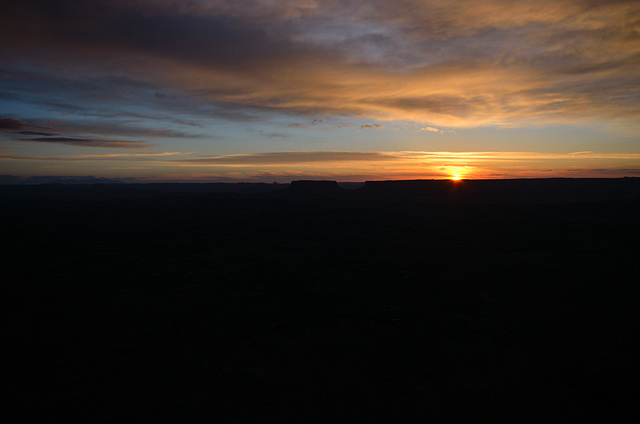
275,180,347,198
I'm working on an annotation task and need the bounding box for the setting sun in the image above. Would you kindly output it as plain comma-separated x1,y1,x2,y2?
451,175,462,181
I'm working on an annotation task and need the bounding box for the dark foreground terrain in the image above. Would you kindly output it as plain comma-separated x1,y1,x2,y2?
4,179,640,423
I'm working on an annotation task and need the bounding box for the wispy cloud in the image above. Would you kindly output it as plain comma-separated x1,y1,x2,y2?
570,151,594,155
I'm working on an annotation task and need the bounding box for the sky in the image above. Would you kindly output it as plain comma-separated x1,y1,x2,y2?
1,0,640,182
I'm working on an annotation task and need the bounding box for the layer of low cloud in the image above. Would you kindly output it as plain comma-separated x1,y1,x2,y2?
3,149,638,180
5,150,639,163
2,0,639,128
184,151,397,165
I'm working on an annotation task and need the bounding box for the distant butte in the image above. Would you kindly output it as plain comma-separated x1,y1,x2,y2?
274,180,346,198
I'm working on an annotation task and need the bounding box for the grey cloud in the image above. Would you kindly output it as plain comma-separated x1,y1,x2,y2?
0,117,59,134
1,115,160,148
58,121,203,139
260,132,289,139
360,124,385,130
23,136,148,149
286,119,336,129
18,131,60,136
377,95,480,117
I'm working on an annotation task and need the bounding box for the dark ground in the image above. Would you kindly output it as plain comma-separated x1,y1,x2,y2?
4,179,640,423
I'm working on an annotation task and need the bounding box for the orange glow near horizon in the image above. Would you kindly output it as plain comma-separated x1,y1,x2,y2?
3,150,640,182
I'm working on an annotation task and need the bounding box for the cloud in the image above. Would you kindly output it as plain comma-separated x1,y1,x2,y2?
1,0,639,129
53,121,202,139
0,151,185,162
0,118,27,130
5,150,636,165
259,131,289,139
22,136,148,149
360,124,385,130
286,119,348,130
18,131,61,136
1,116,150,148
0,117,57,133
421,127,441,133
183,151,398,165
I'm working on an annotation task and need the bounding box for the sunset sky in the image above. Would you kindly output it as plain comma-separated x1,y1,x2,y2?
2,0,639,182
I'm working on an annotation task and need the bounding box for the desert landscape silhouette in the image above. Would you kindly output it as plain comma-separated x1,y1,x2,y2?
5,178,640,422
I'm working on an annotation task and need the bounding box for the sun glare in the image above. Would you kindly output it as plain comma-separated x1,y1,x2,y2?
451,175,462,181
